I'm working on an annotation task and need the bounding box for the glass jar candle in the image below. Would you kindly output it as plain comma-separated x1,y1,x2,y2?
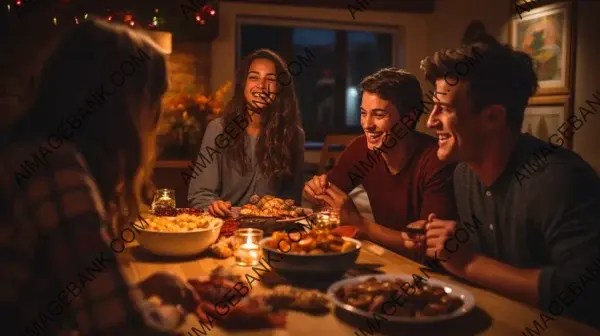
233,228,264,266
152,189,176,216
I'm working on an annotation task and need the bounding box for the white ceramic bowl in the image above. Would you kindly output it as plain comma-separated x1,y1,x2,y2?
327,274,475,323
135,217,224,257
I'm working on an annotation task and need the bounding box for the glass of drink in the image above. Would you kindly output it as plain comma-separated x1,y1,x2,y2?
313,207,340,233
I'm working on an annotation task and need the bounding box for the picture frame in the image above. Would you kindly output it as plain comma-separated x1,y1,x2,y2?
509,1,575,96
522,95,572,149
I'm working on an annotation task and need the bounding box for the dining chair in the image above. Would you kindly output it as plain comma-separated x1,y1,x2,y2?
317,134,358,174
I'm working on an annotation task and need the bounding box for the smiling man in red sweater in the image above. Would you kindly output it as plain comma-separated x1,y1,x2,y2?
303,68,457,258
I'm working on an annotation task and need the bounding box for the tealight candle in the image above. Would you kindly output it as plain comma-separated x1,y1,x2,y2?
234,228,263,266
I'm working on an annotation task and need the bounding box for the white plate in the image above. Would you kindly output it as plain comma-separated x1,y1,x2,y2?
327,274,475,324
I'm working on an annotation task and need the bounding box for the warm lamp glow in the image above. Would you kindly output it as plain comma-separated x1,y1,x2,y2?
145,31,172,55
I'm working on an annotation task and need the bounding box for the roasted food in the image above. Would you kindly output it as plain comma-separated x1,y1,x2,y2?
220,218,240,238
264,230,356,254
334,277,464,318
258,285,331,315
209,265,244,283
209,236,235,258
187,278,286,330
240,194,307,218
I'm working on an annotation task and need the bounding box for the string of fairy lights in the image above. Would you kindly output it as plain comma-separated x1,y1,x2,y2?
5,1,217,28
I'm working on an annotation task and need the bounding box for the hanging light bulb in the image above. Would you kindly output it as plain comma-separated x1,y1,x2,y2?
129,21,135,26
84,13,88,19
210,9,215,16
108,15,113,21
7,4,11,12
74,16,79,24
16,0,22,6
53,17,57,25
154,8,159,14
195,14,201,22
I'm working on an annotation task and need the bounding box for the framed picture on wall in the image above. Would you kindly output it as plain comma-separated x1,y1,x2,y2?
522,95,571,148
509,1,575,96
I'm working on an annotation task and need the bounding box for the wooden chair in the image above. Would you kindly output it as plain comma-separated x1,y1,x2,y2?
317,134,359,174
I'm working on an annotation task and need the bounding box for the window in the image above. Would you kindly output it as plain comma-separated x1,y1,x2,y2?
238,20,395,142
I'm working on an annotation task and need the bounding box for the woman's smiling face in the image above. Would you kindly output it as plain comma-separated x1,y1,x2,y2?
244,58,279,110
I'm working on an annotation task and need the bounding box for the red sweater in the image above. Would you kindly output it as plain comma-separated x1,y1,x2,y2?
327,133,458,230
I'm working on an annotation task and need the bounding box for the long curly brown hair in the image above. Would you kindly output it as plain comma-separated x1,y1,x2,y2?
221,49,303,183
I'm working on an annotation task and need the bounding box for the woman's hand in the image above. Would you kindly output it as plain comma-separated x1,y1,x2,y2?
138,271,200,313
303,174,329,204
208,200,232,218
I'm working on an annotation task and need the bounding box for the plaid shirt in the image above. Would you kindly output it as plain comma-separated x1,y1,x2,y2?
0,140,177,336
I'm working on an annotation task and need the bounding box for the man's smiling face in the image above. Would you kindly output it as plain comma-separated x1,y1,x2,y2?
426,79,486,162
360,91,401,150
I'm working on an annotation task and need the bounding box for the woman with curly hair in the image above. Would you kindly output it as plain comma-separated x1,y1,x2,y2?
188,49,305,217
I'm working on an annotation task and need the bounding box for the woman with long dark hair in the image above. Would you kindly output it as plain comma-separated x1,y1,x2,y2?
1,19,198,335
188,49,305,217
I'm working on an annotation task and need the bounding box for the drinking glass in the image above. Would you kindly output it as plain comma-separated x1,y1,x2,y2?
313,207,340,233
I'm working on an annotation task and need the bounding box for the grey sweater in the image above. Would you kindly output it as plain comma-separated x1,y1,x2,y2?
188,118,305,209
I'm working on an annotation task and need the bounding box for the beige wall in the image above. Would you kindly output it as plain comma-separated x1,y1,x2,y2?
572,1,600,170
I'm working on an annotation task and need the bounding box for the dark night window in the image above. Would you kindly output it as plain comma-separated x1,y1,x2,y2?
238,20,395,142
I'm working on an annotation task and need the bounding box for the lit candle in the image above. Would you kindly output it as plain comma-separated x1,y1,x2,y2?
234,229,263,266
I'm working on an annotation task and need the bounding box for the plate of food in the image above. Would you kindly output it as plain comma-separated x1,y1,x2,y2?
238,194,313,223
327,274,474,323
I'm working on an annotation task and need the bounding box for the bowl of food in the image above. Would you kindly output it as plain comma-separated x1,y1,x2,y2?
259,230,361,281
135,209,224,257
328,274,474,323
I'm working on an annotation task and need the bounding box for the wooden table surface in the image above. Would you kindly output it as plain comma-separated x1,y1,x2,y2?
119,240,600,336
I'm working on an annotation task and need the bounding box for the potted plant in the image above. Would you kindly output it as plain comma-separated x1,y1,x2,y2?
159,81,232,159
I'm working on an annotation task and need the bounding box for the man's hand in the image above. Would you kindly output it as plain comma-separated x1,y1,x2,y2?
424,213,476,277
303,174,329,204
400,219,427,252
208,200,232,218
319,183,364,227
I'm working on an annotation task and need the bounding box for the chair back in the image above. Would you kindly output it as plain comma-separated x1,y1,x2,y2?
318,134,358,174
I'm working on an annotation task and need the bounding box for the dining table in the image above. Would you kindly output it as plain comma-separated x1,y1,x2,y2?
119,238,600,336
